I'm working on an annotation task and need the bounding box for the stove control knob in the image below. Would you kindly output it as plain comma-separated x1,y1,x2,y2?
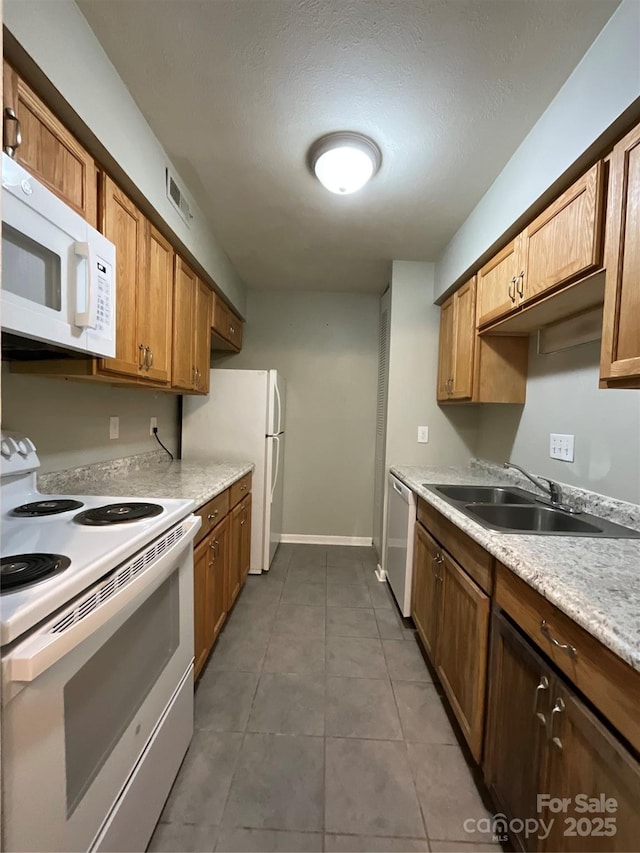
24,437,36,453
15,440,29,456
1,439,13,458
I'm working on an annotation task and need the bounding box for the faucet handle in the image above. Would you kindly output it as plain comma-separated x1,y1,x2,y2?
538,477,562,504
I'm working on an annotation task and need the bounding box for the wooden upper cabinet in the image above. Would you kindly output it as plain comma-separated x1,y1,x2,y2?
99,175,145,379
437,278,474,401
3,60,97,226
172,259,212,393
172,257,197,391
521,161,604,306
477,162,605,332
438,276,527,405
437,296,455,400
211,291,243,352
600,122,640,386
142,226,174,384
477,239,521,327
194,279,212,394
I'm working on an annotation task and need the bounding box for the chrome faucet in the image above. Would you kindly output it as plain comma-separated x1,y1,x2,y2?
504,462,563,505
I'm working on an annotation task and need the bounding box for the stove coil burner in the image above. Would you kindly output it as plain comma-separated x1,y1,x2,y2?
1,553,71,591
12,499,85,517
74,502,164,526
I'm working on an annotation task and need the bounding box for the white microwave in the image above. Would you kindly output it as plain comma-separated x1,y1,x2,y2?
1,153,116,358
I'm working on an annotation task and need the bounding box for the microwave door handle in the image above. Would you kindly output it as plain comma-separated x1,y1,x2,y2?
74,241,98,329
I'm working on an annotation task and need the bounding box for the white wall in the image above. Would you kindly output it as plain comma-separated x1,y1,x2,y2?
435,0,640,299
4,0,246,314
215,290,379,539
1,367,179,474
476,337,640,504
386,262,478,469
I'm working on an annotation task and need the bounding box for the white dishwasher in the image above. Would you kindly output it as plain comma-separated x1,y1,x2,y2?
384,473,416,617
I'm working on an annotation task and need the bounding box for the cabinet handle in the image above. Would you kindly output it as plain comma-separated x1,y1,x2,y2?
517,271,525,298
509,277,517,303
540,620,576,658
3,107,22,157
550,697,565,750
210,539,219,558
240,484,247,491
146,347,153,369
432,552,444,580
533,675,549,726
207,510,219,521
229,325,235,334
138,343,146,369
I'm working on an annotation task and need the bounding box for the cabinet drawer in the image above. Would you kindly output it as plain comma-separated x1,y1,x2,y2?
230,473,252,508
195,489,230,544
495,562,640,754
417,498,493,594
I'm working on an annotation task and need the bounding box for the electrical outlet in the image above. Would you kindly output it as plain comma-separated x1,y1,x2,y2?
417,426,429,444
550,433,574,462
150,417,158,436
109,416,120,440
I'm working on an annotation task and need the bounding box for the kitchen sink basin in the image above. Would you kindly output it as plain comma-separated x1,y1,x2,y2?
432,485,536,504
423,483,640,538
467,503,603,534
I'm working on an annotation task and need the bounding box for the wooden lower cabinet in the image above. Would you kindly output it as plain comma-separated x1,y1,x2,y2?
193,515,229,680
411,517,490,761
484,609,554,852
484,610,640,852
229,495,252,606
411,521,441,661
436,551,490,762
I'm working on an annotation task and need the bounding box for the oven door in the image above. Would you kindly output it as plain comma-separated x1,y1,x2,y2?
1,153,115,358
1,516,199,853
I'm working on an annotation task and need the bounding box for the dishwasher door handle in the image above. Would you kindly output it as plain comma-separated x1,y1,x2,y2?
392,481,403,495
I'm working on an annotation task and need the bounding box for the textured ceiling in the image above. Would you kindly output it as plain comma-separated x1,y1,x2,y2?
78,0,618,294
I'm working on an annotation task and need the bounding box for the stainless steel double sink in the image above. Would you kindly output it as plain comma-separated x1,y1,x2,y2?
423,484,640,538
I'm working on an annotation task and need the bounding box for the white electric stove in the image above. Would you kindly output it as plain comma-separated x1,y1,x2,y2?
1,431,201,853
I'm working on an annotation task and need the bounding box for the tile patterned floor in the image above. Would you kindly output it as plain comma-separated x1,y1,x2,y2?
149,544,499,853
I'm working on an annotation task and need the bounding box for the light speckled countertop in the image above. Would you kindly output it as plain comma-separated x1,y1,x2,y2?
39,451,254,509
391,462,640,673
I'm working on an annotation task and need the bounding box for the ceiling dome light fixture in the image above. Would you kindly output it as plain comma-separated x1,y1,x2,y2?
308,132,382,195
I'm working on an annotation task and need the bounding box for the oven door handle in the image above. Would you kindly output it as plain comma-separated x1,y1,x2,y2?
3,515,201,686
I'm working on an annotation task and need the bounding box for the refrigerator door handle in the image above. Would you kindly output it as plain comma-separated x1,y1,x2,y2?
270,435,281,504
273,378,282,435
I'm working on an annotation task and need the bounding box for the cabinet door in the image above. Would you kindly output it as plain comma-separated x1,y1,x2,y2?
600,123,640,385
484,610,552,852
99,175,145,378
521,162,604,307
411,522,441,662
228,502,244,609
542,682,640,853
3,61,98,226
207,516,229,650
194,279,212,394
239,494,252,584
193,535,210,680
437,296,455,401
140,224,173,384
477,239,521,327
172,257,196,391
436,551,490,761
451,277,475,400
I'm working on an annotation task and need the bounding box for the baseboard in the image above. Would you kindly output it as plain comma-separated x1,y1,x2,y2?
280,534,373,547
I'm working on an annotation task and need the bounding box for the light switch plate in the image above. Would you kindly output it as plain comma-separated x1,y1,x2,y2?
417,426,429,444
109,416,120,440
550,433,574,462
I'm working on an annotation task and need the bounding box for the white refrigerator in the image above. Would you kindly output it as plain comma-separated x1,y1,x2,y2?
182,369,286,573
